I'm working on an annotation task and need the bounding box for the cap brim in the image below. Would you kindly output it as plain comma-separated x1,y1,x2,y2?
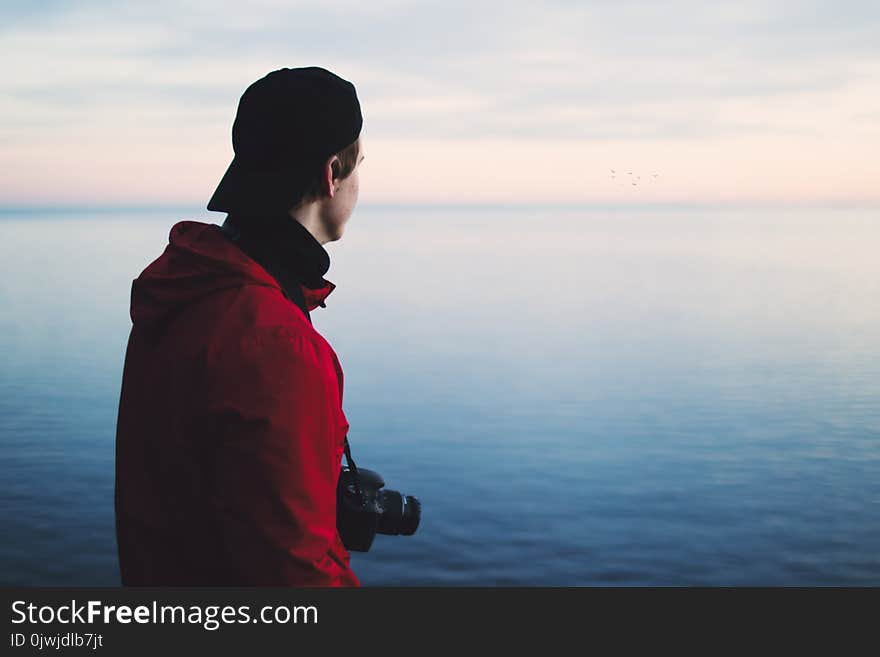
207,156,314,214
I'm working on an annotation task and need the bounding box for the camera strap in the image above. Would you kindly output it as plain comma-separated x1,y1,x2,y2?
343,436,364,502
343,436,358,473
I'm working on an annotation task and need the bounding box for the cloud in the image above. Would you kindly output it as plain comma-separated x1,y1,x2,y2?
1,0,878,203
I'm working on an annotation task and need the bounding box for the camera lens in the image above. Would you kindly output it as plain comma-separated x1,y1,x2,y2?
377,490,421,536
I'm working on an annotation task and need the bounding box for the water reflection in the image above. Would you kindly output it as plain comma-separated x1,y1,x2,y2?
1,206,878,585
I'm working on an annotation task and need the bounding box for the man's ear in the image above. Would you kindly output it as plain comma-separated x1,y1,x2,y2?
322,154,340,198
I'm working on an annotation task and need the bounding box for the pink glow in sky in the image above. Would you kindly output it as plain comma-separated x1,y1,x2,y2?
2,1,878,206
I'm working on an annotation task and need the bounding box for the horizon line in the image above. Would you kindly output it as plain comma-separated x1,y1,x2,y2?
1,199,879,214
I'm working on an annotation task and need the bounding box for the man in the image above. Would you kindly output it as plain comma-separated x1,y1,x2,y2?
115,67,364,586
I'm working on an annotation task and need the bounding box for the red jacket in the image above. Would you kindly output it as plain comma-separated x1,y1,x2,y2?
115,220,359,586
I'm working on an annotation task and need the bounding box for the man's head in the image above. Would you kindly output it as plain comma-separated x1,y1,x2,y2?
207,66,363,241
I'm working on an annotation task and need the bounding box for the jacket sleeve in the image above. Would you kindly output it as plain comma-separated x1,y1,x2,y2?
205,327,359,586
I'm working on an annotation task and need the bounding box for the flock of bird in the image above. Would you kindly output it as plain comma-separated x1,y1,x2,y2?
610,169,660,187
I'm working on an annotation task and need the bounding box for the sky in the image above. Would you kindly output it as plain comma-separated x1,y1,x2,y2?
1,0,879,206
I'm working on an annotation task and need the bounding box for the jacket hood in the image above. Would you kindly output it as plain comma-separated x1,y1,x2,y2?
130,221,335,329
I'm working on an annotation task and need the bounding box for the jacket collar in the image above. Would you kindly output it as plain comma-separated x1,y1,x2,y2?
220,211,336,314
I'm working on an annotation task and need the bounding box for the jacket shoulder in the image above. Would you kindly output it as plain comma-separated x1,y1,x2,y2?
224,282,315,337
208,282,338,367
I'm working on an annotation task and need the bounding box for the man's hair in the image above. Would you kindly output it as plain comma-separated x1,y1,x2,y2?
295,139,360,206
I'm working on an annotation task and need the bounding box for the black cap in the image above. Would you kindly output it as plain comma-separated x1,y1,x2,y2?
207,66,363,215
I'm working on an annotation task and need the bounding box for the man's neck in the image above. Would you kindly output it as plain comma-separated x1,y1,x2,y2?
288,204,331,245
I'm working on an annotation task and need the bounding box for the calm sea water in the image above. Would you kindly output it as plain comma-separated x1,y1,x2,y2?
1,204,878,586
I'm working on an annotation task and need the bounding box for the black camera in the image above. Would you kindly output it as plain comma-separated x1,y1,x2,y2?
336,464,421,552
